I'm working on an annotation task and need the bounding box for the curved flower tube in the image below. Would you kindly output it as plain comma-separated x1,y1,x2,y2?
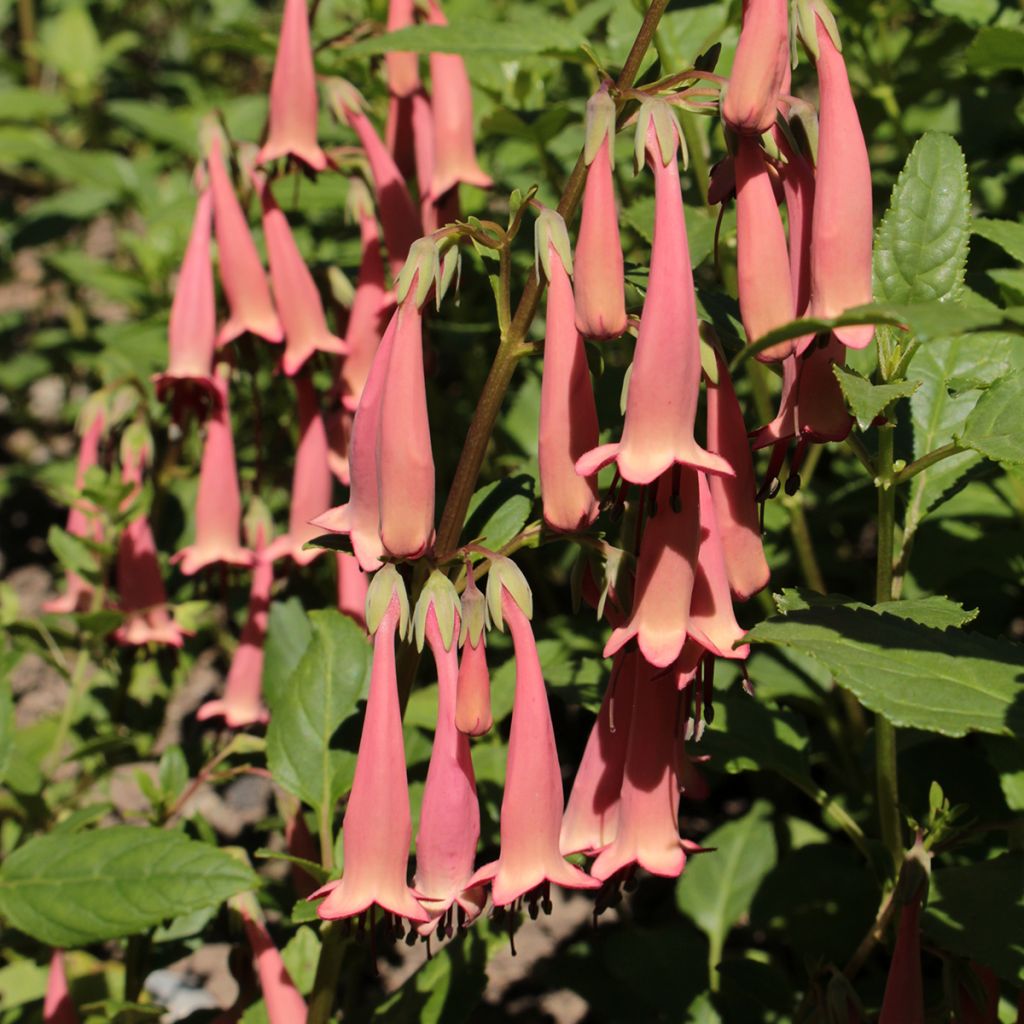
722,0,790,135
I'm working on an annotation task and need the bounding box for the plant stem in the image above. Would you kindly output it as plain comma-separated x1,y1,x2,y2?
123,931,152,1004
893,440,963,485
785,499,827,594
307,922,348,1024
433,0,670,559
874,418,903,872
45,649,90,772
17,0,39,85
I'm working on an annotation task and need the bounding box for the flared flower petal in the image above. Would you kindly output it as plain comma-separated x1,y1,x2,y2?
722,0,790,134
809,15,874,349
208,134,282,346
171,371,253,575
259,180,345,376
257,0,327,172
316,575,428,923
470,588,599,906
577,111,732,484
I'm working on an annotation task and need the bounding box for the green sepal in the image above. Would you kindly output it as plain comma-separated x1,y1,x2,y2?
459,576,489,648
395,237,439,308
413,570,461,652
485,557,533,632
365,563,410,638
534,207,573,281
583,87,616,166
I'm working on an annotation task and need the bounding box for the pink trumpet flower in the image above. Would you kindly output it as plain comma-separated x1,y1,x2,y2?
267,376,331,566
591,661,689,881
377,294,435,561
196,542,273,728
114,433,188,649
689,474,751,660
809,15,874,349
704,351,769,600
560,651,636,856
722,0,790,134
424,0,492,199
956,964,1000,1024
325,406,351,485
455,571,492,736
44,405,104,614
574,90,627,340
43,950,79,1024
734,136,803,361
577,112,733,484
385,0,420,98
327,81,421,278
414,602,485,936
257,0,327,172
471,588,599,907
258,179,345,376
605,470,700,669
338,183,392,411
879,897,925,1024
336,553,368,628
537,216,600,532
774,127,816,318
171,371,253,575
316,577,428,924
155,190,217,399
310,315,398,572
207,134,283,346
234,895,309,1024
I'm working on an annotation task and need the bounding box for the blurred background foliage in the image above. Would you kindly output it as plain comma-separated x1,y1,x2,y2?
1,0,1024,1021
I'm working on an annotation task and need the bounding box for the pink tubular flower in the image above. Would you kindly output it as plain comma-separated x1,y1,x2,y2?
234,895,308,1024
574,90,627,340
722,0,789,134
316,572,428,924
688,474,750,660
956,964,1000,1024
43,950,79,1024
591,661,688,881
809,15,874,349
774,128,816,319
424,0,492,199
414,600,485,936
197,545,273,728
455,570,491,736
44,405,104,615
267,376,331,566
207,134,283,346
537,213,600,532
577,109,733,484
113,432,188,649
560,651,636,857
285,808,320,898
338,182,392,411
377,294,435,561
734,136,803,361
470,586,599,907
704,351,769,600
336,552,368,628
879,897,925,1024
326,80,421,279
155,190,217,399
606,470,700,669
258,179,345,376
385,0,420,98
310,315,398,572
257,0,327,172
171,371,253,575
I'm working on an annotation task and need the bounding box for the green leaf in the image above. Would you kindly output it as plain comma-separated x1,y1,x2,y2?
874,133,971,306
774,587,979,630
957,371,1024,464
747,604,1024,737
372,926,491,1022
0,827,257,947
0,678,12,787
266,609,371,815
462,474,536,553
47,524,99,580
923,854,1024,983
262,598,314,713
832,365,921,430
0,87,68,123
973,217,1024,263
677,802,777,977
965,26,1024,75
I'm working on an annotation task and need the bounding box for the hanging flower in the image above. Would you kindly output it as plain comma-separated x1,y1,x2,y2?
455,569,492,737
43,950,79,1024
722,0,790,135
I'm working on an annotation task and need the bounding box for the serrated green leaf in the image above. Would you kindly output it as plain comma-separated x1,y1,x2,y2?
957,369,1024,464
265,609,371,815
262,598,314,713
0,827,256,947
0,678,12,786
965,26,1024,75
747,605,1024,737
773,587,979,630
923,854,1024,983
832,365,921,430
973,217,1024,263
874,133,970,306
677,803,777,979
